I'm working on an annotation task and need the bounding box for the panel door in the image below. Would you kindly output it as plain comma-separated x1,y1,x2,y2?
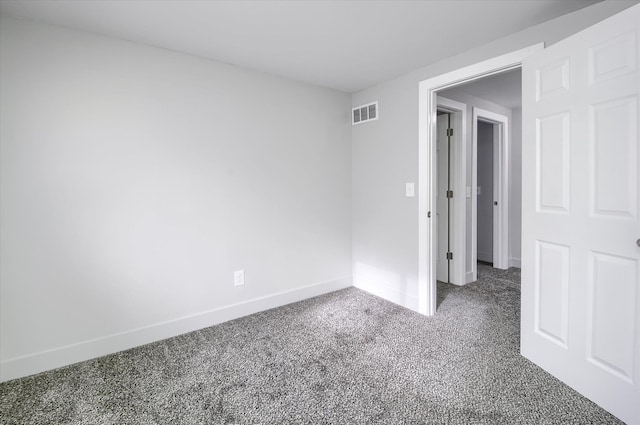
521,5,640,424
437,114,449,282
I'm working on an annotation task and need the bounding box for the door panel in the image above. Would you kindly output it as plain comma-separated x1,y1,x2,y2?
590,96,638,218
588,251,637,382
589,31,637,84
535,240,570,348
536,112,570,213
522,5,640,424
436,114,449,282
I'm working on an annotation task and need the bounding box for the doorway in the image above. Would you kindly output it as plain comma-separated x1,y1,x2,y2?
417,44,542,316
435,75,516,286
477,120,495,266
472,107,511,272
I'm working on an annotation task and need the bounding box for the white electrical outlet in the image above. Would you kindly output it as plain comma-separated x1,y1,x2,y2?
234,270,245,287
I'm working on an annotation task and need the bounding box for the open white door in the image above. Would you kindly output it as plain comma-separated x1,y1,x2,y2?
436,114,450,283
521,5,640,424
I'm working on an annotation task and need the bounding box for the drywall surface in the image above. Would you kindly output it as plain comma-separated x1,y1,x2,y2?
477,121,494,263
351,1,636,311
0,17,351,380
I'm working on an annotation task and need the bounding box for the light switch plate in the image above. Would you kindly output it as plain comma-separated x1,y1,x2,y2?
406,183,415,197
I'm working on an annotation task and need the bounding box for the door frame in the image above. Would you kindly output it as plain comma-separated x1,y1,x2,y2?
436,97,467,286
473,108,510,271
417,43,543,316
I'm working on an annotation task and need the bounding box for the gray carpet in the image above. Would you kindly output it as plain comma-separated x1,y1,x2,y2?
0,264,623,424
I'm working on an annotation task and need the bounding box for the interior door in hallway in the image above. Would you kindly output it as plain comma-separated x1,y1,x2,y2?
477,120,494,264
436,113,451,283
521,4,640,424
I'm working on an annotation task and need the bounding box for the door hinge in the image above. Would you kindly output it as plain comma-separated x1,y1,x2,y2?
447,128,453,137
446,252,453,260
427,211,431,218
446,190,453,199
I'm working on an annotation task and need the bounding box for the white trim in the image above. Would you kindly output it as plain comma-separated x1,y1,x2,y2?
465,271,475,282
473,107,510,271
0,276,352,382
509,257,521,268
436,96,467,286
418,43,543,316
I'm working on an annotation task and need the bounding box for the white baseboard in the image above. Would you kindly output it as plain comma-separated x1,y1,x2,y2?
509,257,521,268
465,271,475,284
0,276,351,383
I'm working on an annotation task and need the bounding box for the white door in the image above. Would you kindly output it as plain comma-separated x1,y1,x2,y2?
437,113,449,282
521,5,640,424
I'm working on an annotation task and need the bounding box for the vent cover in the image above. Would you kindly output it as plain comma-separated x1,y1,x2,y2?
352,101,378,125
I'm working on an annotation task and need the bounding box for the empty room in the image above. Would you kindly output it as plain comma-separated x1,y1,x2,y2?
1,1,639,423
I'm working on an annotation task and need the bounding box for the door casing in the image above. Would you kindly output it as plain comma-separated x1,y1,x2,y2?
473,108,510,272
417,43,543,316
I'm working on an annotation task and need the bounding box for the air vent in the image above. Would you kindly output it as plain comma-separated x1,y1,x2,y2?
352,101,378,125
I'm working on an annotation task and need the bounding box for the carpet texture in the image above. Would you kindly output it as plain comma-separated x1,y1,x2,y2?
0,264,623,424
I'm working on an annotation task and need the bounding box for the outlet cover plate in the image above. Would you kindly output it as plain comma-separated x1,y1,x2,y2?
234,270,245,286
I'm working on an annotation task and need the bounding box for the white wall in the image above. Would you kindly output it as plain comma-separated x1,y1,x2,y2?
476,121,494,263
0,17,352,381
351,1,636,311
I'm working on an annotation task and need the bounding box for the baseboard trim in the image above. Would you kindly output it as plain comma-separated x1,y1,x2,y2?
465,271,475,284
509,257,521,268
0,276,351,383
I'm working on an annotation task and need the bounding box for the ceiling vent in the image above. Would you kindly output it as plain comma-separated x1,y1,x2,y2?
352,101,378,125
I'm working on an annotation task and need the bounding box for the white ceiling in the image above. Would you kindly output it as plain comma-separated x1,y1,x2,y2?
0,0,602,93
441,68,522,109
